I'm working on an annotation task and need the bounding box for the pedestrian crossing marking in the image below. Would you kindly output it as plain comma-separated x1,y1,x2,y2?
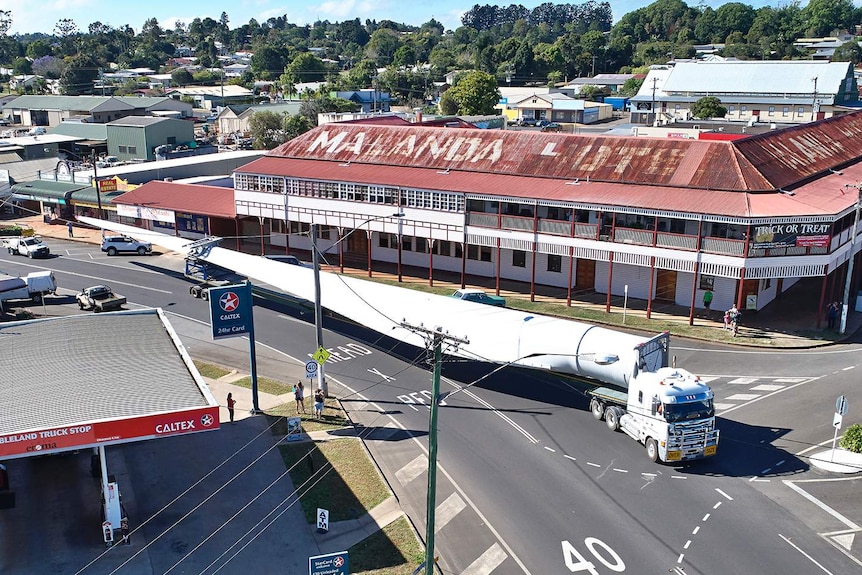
461,543,508,575
751,384,785,392
713,403,736,411
698,376,718,384
395,454,427,486
435,493,467,533
774,377,808,383
728,378,758,385
726,393,761,401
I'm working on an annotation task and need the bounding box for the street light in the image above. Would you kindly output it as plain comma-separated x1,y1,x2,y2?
310,212,404,396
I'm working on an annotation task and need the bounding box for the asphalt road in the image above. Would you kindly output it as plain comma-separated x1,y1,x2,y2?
2,238,860,575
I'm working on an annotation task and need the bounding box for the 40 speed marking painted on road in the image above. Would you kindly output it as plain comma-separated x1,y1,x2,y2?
562,537,625,573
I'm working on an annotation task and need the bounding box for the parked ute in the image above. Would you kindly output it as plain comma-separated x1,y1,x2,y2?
101,235,152,256
450,288,506,307
76,285,126,312
5,236,50,258
0,271,57,305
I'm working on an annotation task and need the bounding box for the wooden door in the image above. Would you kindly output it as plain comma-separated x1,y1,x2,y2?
655,269,677,302
575,259,595,291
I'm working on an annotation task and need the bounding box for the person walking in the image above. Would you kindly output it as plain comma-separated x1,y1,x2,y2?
727,305,741,337
314,388,325,419
723,309,731,330
67,220,74,238
226,392,236,423
294,381,306,414
702,288,713,316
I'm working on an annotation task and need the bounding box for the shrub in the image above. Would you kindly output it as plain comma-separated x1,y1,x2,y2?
839,423,862,453
0,226,23,237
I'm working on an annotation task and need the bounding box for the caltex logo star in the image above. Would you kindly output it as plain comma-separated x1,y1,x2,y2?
201,414,214,427
333,556,344,568
219,291,239,312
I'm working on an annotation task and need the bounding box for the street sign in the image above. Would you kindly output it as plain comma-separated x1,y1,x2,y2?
306,361,318,379
833,412,843,429
836,395,848,416
313,346,331,364
286,417,302,442
309,551,348,575
208,283,254,340
316,508,329,532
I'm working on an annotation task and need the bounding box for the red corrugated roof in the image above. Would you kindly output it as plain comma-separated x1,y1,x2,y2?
113,182,236,217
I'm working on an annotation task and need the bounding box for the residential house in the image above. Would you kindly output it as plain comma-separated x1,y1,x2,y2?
214,102,303,136
9,75,42,91
165,85,255,110
224,63,251,78
334,90,391,114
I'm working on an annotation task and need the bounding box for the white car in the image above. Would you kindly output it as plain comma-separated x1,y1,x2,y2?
101,235,152,256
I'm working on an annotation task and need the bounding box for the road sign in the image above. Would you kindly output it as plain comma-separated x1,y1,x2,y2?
309,551,348,575
836,395,848,416
208,283,253,340
316,508,329,532
306,361,318,379
313,346,331,364
833,412,843,429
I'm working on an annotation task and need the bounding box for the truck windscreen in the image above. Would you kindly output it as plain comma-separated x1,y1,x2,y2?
664,399,714,422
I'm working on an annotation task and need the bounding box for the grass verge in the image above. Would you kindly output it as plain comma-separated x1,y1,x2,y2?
231,374,293,396
193,360,231,379
266,396,351,433
348,516,425,575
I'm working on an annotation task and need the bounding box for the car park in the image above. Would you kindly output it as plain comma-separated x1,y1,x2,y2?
450,288,506,307
101,235,152,256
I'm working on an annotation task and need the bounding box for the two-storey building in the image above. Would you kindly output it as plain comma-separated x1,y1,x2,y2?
230,115,862,320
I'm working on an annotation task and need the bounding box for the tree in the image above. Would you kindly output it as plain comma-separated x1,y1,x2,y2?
26,40,52,60
690,96,727,120
12,56,31,75
251,46,286,80
447,70,500,115
171,68,194,87
286,52,327,83
282,113,313,140
0,10,11,35
832,41,862,65
59,53,98,95
32,56,64,79
438,88,459,115
619,77,643,97
248,110,286,149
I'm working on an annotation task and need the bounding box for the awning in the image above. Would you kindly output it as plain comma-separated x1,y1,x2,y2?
11,180,89,204
70,187,124,206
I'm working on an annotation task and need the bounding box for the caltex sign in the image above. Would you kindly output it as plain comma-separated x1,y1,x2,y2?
208,283,254,340
309,551,349,575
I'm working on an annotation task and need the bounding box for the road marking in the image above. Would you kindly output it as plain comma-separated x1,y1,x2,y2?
564,455,576,462
761,468,772,474
461,543,508,575
726,393,760,401
718,375,824,416
587,462,601,468
715,488,733,501
444,377,539,444
713,402,735,410
642,472,657,477
613,468,628,473
783,480,861,530
395,455,427,486
842,365,855,371
702,513,710,521
543,446,556,453
779,534,836,574
683,540,691,549
435,493,467,533
774,377,808,383
728,377,758,384
671,475,687,480
373,423,402,441
692,526,700,535
677,553,684,564
0,259,172,292
751,384,785,391
713,501,722,510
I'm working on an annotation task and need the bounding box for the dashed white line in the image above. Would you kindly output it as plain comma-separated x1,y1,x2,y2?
683,540,691,549
587,462,601,468
761,467,772,474
395,455,427,486
435,493,467,534
613,468,628,473
842,366,855,371
672,475,687,480
776,459,786,466
715,488,733,501
713,501,722,510
692,526,700,535
677,553,685,564
702,513,711,521
543,446,556,453
642,472,657,477
564,455,576,462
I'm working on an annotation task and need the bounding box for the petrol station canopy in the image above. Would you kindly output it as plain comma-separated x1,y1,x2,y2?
0,309,220,460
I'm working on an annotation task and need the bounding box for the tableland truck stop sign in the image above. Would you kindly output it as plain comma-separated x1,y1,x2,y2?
309,550,349,575
208,283,254,340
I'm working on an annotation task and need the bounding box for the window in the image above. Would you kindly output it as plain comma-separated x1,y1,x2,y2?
270,220,286,233
547,254,562,273
740,106,747,113
402,237,412,251
782,107,789,116
435,241,451,256
128,146,137,155
728,105,735,113
467,245,479,260
768,106,775,116
480,247,492,262
513,250,526,267
797,107,804,115
319,226,331,240
454,243,463,258
118,146,127,153
379,234,391,248
415,237,428,253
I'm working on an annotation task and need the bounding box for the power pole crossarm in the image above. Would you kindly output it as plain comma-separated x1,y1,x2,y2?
399,321,468,574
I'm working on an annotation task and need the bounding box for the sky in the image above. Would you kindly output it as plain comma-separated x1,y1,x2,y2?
0,0,843,36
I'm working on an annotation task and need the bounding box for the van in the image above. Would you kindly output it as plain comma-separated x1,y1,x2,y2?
25,270,57,296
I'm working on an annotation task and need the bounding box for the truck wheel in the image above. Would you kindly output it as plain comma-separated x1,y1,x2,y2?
646,438,659,463
605,406,620,431
202,291,209,301
107,247,118,256
27,251,33,258
32,293,42,304
590,399,604,420
78,302,85,310
137,247,147,255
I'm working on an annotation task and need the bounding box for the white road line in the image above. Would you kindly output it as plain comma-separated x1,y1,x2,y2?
613,468,628,473
726,393,761,401
683,540,691,549
677,553,684,564
796,438,842,456
779,534,836,575
751,384,785,391
444,378,538,444
587,462,601,468
461,543,508,575
713,402,735,410
564,455,576,462
783,481,861,530
692,526,700,535
395,455,427,486
435,493,467,534
761,468,772,474
715,488,733,501
642,472,657,477
543,446,556,453
774,378,808,383
713,501,722,510
2,260,172,292
728,377,758,384
842,366,855,371
702,513,710,521
776,460,786,466
373,423,402,441
671,475,687,480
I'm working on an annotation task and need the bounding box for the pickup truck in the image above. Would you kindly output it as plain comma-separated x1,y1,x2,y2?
76,285,126,312
5,236,50,258
0,271,57,305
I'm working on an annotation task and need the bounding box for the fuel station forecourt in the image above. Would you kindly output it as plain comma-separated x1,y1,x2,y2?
0,308,221,544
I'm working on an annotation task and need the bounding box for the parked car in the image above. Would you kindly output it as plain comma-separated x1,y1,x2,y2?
263,254,312,267
536,119,551,128
101,235,152,256
450,288,506,307
5,236,50,258
76,285,126,312
96,155,120,168
27,126,46,136
519,118,538,127
541,122,562,132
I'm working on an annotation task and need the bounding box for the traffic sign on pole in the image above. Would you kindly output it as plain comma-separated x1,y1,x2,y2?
836,395,848,416
306,361,318,379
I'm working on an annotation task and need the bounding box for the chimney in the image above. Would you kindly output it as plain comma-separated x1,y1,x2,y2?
413,107,422,124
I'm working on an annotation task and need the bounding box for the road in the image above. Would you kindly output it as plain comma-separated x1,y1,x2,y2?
1,238,860,575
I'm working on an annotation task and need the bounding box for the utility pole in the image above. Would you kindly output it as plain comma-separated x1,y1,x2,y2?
311,223,327,397
811,75,819,119
399,322,468,574
650,76,658,127
840,183,861,334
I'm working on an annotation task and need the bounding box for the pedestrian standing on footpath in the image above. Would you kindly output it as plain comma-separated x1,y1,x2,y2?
294,381,306,414
314,388,325,419
827,301,840,331
67,220,74,238
227,392,235,423
723,309,731,330
702,288,713,316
